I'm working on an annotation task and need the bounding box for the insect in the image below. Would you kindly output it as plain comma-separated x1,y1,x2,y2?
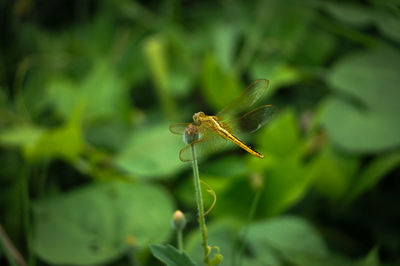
169,79,277,162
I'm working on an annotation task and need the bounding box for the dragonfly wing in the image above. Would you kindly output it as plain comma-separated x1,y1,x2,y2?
231,105,278,134
178,127,231,162
169,123,190,135
217,79,269,120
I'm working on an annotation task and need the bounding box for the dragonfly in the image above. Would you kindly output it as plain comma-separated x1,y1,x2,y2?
169,79,277,162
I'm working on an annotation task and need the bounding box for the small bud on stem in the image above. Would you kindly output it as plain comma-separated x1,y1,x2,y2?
184,124,200,144
172,210,187,231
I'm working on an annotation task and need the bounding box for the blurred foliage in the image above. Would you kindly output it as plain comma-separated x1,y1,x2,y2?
0,0,399,265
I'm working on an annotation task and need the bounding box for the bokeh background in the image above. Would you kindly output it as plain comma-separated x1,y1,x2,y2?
1,0,400,265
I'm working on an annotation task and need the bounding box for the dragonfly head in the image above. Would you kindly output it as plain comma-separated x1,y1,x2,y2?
193,111,206,125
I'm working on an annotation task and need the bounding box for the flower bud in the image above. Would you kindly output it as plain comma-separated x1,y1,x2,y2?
249,172,265,191
184,124,200,144
172,210,187,231
125,234,136,247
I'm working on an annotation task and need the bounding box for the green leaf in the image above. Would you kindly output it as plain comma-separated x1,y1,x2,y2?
114,123,186,178
319,1,400,43
293,29,336,66
80,60,129,122
319,2,373,27
260,157,314,216
311,145,359,200
33,181,175,265
256,109,300,158
250,59,301,94
26,121,84,160
252,109,314,215
322,48,400,152
47,59,129,123
0,122,84,161
247,216,329,266
143,36,169,91
328,49,400,113
142,35,178,120
374,12,400,43
346,151,400,202
150,244,196,266
211,22,239,72
201,54,242,110
355,247,380,266
202,155,247,177
0,125,44,148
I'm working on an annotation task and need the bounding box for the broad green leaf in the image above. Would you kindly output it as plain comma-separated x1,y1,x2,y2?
0,122,84,161
26,121,84,160
247,216,329,266
150,244,196,266
87,10,116,56
346,151,400,202
201,54,242,110
319,2,400,43
250,60,301,94
85,119,131,152
114,123,186,178
47,59,129,123
322,48,400,152
201,155,247,177
33,181,175,265
47,77,78,120
252,109,314,215
143,36,178,120
211,22,239,72
0,125,44,148
166,28,197,98
143,35,169,91
319,2,372,27
116,41,148,85
374,12,400,43
255,0,314,60
259,157,314,216
256,109,300,158
321,98,400,152
311,145,359,200
328,49,400,113
355,247,380,266
79,60,129,122
293,29,336,66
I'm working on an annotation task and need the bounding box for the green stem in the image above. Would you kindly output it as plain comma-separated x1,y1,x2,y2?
127,247,140,266
177,229,183,251
190,144,210,265
0,224,26,266
234,189,262,266
21,164,34,266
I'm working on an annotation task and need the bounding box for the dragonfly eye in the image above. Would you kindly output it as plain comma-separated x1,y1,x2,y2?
193,112,203,124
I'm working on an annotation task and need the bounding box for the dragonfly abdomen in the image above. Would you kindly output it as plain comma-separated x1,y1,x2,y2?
208,117,264,159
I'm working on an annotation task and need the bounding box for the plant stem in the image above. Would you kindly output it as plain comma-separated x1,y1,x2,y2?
234,189,262,266
177,229,183,251
21,164,35,266
0,224,27,266
190,144,210,265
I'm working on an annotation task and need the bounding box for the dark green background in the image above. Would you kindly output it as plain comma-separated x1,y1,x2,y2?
0,0,399,265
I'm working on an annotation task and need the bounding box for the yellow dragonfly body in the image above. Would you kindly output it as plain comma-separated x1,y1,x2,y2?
170,79,277,161
192,111,264,159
